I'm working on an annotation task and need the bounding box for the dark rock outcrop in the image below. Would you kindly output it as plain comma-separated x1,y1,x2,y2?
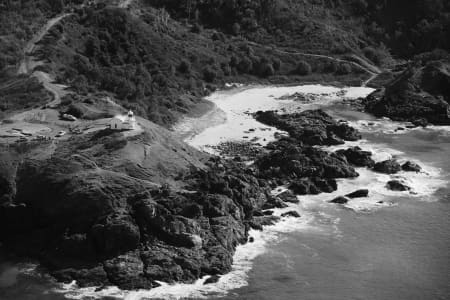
248,215,280,230
345,189,369,198
281,211,301,218
204,275,221,285
373,159,401,174
386,180,411,191
364,60,450,125
289,178,338,195
257,142,358,181
401,161,422,172
255,109,361,146
262,196,289,209
336,146,375,168
277,190,299,203
253,110,361,199
329,196,350,204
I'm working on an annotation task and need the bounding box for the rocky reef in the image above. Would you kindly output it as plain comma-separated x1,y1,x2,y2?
255,109,361,145
253,109,363,195
364,60,450,125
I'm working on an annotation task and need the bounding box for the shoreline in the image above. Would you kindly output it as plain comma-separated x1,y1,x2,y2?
171,75,381,140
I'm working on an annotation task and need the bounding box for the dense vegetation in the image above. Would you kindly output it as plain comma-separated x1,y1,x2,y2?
36,2,369,125
0,0,448,126
148,0,450,60
362,0,450,58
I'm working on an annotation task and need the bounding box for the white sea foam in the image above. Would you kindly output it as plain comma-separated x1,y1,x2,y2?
348,118,450,136
322,139,447,211
348,119,416,135
325,139,405,162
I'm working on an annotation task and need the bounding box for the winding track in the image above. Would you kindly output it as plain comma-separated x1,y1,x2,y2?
16,0,134,107
17,13,71,107
17,14,70,75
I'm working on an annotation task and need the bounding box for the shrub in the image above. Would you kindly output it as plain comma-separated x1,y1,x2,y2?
350,0,368,14
203,66,216,82
324,61,338,73
211,32,225,42
237,57,253,74
295,61,312,76
363,46,385,66
331,44,349,55
178,59,191,74
191,23,202,33
413,49,449,65
272,58,282,71
238,43,253,56
220,62,231,76
229,55,238,67
336,63,353,75
255,60,275,77
231,23,241,35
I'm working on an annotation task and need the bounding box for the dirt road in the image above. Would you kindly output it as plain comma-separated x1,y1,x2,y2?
17,13,71,107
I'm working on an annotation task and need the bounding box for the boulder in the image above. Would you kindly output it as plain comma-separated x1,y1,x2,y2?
204,275,221,285
281,211,301,218
313,178,338,193
202,194,242,219
262,196,289,209
51,265,109,288
386,180,411,191
345,189,369,198
290,179,320,195
373,159,401,174
103,251,152,290
91,213,140,257
248,216,280,230
401,161,421,172
210,216,247,251
336,147,375,168
277,190,299,203
329,196,350,204
412,118,428,127
178,233,203,249
141,249,185,283
289,177,338,195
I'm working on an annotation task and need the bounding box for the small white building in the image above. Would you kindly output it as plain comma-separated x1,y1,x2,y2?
109,110,137,130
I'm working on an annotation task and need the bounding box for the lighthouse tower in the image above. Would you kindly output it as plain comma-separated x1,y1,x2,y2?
109,110,137,130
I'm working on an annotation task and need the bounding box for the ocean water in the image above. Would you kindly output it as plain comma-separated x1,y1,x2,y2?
1,85,449,300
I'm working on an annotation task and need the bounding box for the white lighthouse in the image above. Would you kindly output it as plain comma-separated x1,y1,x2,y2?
109,110,137,130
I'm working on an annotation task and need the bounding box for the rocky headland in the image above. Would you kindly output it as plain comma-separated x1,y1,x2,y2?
0,103,387,290
364,59,450,125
